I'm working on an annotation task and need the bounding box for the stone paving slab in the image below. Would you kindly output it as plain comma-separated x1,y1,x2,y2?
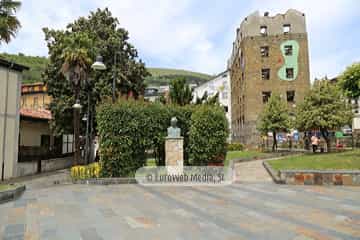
0,182,359,239
234,159,273,182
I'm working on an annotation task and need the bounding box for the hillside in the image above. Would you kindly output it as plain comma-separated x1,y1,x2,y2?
0,53,48,83
145,68,212,86
0,53,213,85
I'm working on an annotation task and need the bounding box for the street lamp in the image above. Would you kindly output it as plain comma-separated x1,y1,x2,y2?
72,99,82,110
81,55,106,164
72,98,82,165
91,55,106,71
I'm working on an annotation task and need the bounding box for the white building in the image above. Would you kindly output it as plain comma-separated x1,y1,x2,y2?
193,70,232,140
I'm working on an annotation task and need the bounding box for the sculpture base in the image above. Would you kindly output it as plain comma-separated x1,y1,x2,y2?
165,137,183,175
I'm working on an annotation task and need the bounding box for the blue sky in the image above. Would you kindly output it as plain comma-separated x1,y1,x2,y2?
1,0,359,80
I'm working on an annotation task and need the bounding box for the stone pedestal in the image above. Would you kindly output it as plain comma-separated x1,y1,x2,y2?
165,137,183,174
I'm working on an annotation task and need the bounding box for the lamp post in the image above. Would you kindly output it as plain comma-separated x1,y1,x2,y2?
112,52,121,103
72,99,82,165
84,55,106,164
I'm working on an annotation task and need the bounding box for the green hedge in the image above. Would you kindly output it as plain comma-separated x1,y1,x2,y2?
189,105,229,165
227,143,244,151
96,100,228,177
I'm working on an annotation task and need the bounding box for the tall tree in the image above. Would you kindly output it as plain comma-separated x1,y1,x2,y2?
339,62,360,99
295,79,353,152
0,0,21,44
257,94,291,151
169,77,193,106
43,8,149,135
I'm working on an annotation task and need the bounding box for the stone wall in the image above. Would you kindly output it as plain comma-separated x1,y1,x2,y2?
16,156,73,177
230,12,310,145
280,170,360,186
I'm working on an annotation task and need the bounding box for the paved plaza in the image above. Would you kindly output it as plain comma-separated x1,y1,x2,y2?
0,179,359,240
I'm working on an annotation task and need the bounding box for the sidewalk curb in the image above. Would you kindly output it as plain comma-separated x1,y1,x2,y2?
263,161,285,184
72,178,137,185
0,185,26,204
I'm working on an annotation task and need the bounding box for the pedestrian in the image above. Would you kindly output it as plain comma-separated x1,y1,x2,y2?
311,134,318,153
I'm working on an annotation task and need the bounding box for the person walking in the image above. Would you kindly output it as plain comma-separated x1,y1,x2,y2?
311,134,319,153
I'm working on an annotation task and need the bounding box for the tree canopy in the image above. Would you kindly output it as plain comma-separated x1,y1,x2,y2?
257,93,291,151
43,8,149,134
339,62,360,99
0,0,21,44
295,79,353,151
169,77,193,106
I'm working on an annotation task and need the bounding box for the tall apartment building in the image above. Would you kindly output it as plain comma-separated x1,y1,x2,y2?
229,9,310,145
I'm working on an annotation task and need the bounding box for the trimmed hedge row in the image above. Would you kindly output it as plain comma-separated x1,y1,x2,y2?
189,105,229,165
96,100,228,177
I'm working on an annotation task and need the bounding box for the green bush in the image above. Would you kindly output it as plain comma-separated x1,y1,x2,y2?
97,100,229,176
189,105,229,165
97,100,194,177
227,143,244,151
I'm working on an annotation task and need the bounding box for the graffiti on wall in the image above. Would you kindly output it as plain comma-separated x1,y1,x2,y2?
278,40,299,81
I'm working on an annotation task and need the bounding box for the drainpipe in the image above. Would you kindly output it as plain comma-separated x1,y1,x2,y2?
1,62,14,181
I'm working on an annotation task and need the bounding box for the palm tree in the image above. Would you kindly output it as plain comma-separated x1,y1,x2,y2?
0,0,21,44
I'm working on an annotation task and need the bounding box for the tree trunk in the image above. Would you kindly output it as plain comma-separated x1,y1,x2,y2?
272,131,277,152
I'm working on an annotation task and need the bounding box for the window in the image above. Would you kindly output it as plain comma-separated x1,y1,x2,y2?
284,45,293,56
41,135,50,149
62,134,74,154
224,106,228,113
260,46,269,57
260,26,267,36
286,91,295,102
286,68,294,79
262,91,271,103
283,24,291,34
261,68,270,80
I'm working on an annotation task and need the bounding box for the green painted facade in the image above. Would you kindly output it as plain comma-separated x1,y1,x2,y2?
278,40,299,81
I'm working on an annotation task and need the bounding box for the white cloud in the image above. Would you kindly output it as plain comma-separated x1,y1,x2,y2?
0,0,359,78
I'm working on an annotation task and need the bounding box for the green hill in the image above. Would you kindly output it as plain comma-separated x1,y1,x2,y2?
0,53,213,85
0,52,48,83
145,68,212,86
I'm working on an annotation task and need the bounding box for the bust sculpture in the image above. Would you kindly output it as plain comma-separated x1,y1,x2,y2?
167,117,181,138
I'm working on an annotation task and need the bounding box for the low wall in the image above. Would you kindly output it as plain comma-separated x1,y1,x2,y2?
16,156,73,177
279,170,360,186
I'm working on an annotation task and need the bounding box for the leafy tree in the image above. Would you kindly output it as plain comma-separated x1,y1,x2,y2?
295,79,353,152
339,62,360,99
206,92,219,105
257,94,291,151
195,91,208,104
169,77,193,106
0,0,21,44
43,8,149,135
195,91,220,105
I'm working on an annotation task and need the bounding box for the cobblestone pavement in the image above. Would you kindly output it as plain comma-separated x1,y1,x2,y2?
0,182,359,239
234,159,273,182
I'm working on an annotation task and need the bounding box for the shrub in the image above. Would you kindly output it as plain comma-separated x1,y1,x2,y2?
189,105,229,165
227,143,244,151
71,162,100,180
97,99,228,176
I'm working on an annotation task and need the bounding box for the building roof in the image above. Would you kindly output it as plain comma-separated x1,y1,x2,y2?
0,58,29,72
21,82,47,94
20,108,52,120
